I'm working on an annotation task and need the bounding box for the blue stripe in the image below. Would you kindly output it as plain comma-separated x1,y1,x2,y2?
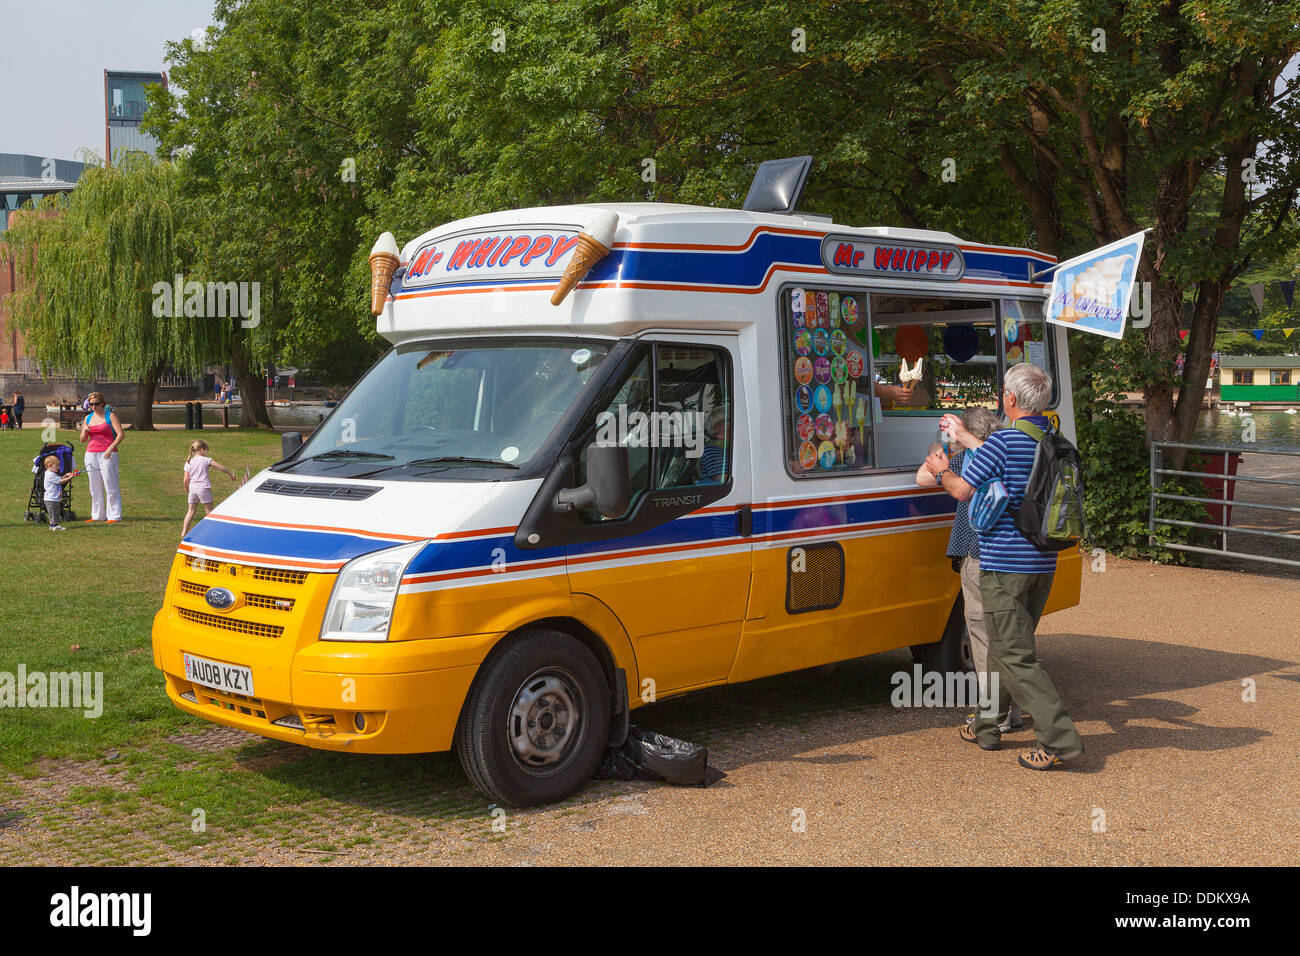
183,519,411,562
188,491,958,576
401,233,1050,294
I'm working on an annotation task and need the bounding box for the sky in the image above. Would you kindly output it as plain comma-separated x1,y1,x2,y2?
0,0,217,162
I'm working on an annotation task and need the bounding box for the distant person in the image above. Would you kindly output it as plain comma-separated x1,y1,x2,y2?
79,392,125,523
917,406,1024,733
925,363,1083,770
11,390,23,429
697,407,728,483
221,381,232,405
181,439,236,537
42,454,74,531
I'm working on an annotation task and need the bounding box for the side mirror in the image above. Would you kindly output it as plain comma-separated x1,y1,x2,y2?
554,444,630,519
281,432,303,459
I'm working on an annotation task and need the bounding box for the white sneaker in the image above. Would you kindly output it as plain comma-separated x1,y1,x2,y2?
50,524,67,531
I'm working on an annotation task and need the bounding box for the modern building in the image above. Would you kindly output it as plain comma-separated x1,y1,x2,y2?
1219,355,1300,403
105,70,167,165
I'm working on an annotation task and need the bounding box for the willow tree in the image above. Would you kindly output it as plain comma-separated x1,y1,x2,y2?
2,153,212,429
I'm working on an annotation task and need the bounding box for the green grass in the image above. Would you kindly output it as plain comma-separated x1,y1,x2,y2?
0,426,284,768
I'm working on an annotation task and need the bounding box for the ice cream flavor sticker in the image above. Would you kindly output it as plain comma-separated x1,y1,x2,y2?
1046,230,1147,340
791,288,805,313
813,384,832,413
795,384,814,414
799,441,817,470
818,440,836,469
794,329,812,356
813,356,831,384
831,355,848,384
814,413,833,441
796,414,815,442
794,356,814,385
830,329,847,355
812,328,829,356
846,349,864,379
841,296,860,326
827,293,840,328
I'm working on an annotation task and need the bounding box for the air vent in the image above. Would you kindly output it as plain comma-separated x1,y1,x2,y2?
786,542,845,614
256,479,380,501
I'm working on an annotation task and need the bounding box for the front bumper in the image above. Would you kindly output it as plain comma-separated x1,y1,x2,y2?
151,553,499,753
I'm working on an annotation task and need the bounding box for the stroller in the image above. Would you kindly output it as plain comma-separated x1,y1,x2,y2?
26,442,79,524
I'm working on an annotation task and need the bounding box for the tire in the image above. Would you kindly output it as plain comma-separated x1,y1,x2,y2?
910,595,973,676
455,630,611,808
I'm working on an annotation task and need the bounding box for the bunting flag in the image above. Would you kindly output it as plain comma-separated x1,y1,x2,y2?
1286,328,1296,338
1282,280,1296,307
1178,330,1190,341
1250,283,1266,311
1252,329,1265,340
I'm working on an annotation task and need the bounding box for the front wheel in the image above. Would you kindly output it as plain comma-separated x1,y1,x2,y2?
455,630,610,807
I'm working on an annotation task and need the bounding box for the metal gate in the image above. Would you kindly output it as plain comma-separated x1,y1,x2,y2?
1149,441,1300,569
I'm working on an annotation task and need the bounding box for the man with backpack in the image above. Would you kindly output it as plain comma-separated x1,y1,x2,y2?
924,362,1085,770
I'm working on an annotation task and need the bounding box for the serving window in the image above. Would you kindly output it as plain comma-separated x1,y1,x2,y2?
779,286,1057,475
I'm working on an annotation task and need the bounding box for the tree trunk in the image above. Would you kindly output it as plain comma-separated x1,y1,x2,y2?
231,336,273,429
134,360,164,431
1142,278,1183,451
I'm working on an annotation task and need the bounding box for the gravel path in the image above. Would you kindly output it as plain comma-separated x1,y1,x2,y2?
4,556,1295,865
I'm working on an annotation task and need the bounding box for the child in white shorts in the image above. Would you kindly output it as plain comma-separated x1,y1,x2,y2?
182,439,237,537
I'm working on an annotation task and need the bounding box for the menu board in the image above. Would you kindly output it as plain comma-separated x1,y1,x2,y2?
786,286,873,475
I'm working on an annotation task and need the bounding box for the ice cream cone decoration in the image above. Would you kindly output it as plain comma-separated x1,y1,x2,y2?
369,232,400,316
550,210,619,306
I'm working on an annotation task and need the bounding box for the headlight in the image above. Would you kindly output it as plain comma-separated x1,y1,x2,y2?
321,541,426,641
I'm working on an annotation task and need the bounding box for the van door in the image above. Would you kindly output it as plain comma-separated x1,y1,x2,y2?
562,335,753,695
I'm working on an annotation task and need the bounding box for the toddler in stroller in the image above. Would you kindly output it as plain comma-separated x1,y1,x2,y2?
27,442,79,526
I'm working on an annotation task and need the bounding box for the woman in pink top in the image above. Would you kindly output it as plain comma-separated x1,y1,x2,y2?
79,391,125,522
181,439,236,537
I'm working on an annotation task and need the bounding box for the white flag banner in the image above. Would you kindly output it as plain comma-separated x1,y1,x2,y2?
1046,231,1147,339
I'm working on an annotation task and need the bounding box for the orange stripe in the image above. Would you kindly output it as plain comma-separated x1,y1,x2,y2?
403,556,568,585
206,513,425,541
177,543,344,570
754,486,940,510
759,513,950,544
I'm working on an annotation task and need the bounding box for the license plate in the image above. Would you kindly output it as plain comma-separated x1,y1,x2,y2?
183,653,255,696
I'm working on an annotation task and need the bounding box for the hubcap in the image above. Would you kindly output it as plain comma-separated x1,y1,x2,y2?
507,668,582,769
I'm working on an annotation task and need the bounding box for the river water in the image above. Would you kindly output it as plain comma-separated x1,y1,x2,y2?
1194,409,1300,447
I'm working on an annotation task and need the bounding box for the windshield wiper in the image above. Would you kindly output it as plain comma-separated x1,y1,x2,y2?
404,456,519,469
309,449,395,461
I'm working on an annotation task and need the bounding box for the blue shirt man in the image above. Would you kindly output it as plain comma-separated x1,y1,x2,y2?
925,362,1083,769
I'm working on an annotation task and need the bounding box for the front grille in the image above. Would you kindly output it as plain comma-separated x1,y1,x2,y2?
253,567,308,586
182,555,310,588
177,607,284,640
246,593,295,611
256,479,381,501
179,579,294,611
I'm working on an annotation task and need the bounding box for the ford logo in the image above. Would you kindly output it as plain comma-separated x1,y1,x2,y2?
204,587,236,611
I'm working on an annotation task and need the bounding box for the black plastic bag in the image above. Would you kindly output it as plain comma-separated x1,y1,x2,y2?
593,725,709,786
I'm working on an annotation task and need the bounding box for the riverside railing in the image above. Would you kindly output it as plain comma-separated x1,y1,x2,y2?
1149,441,1300,569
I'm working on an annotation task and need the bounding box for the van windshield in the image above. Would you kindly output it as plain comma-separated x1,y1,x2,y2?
283,339,611,479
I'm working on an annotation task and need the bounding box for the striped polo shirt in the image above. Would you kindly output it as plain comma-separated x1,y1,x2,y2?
959,415,1056,573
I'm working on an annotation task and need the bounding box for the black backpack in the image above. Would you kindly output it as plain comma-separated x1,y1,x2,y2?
1008,419,1086,552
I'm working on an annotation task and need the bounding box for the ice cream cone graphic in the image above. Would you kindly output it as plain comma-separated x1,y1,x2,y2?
551,210,619,306
369,232,400,316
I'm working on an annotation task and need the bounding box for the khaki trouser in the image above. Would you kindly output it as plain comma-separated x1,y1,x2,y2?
971,569,1083,755
960,556,1022,727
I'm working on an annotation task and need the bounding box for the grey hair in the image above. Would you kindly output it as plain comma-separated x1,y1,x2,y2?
960,406,1004,441
1004,362,1052,415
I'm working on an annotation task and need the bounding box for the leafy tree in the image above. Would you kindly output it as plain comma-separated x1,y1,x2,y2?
1,154,205,429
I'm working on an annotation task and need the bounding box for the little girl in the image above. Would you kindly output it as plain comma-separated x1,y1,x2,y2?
182,440,236,537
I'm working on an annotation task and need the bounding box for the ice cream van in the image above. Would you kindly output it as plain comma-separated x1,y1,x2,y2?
152,158,1081,806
